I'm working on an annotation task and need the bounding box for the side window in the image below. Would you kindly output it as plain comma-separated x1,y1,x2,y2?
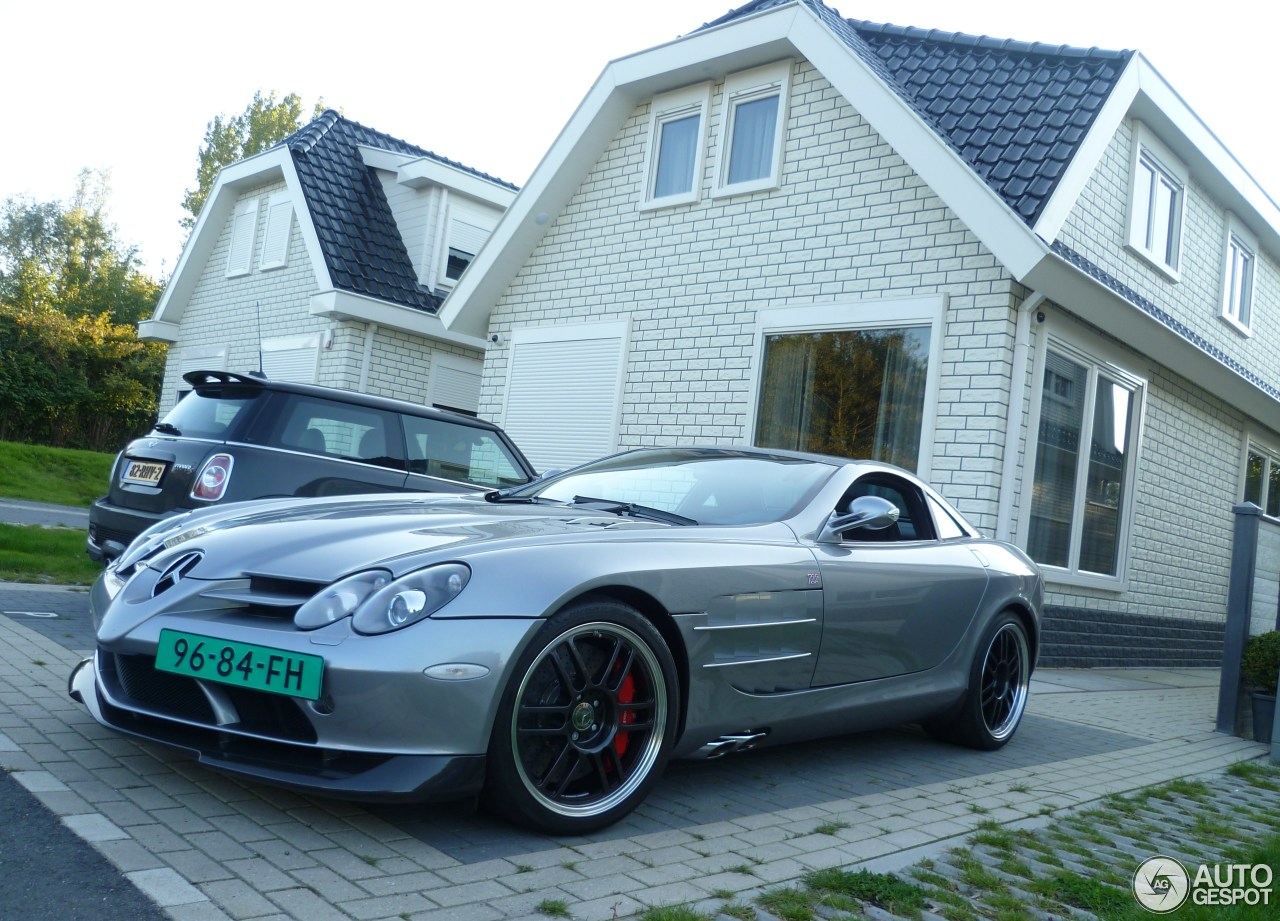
271,397,404,471
841,474,936,543
927,494,967,540
403,415,528,489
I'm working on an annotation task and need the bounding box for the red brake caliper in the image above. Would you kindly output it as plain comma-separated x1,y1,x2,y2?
614,673,636,758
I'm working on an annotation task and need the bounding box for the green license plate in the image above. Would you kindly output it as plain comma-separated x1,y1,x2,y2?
155,629,324,700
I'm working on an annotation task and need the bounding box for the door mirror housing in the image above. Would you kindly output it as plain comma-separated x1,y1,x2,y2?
817,495,900,544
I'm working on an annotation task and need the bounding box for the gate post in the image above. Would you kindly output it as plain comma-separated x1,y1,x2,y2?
1217,503,1262,735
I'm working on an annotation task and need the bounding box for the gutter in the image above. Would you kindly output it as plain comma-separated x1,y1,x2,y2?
995,292,1045,542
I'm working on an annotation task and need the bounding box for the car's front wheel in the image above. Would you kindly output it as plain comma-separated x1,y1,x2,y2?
927,612,1031,750
484,598,678,834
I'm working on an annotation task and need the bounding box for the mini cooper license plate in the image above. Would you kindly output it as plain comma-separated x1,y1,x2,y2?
155,629,324,700
122,459,165,485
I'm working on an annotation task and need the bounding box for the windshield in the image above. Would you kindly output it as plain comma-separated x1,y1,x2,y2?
161,387,262,439
525,449,836,526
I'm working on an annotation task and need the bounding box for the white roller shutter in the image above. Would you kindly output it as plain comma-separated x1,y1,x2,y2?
430,354,482,414
504,323,627,471
260,334,319,383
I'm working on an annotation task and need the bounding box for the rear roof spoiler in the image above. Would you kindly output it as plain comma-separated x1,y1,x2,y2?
182,370,267,388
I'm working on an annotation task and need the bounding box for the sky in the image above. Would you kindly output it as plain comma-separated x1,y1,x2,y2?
2,0,1278,279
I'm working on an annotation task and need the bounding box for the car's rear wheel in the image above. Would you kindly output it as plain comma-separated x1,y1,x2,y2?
927,612,1030,750
483,598,678,834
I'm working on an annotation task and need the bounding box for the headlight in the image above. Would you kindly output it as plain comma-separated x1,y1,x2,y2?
351,563,471,635
113,512,195,572
294,570,392,629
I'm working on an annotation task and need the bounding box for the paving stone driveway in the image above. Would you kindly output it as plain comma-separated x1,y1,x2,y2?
0,586,1267,921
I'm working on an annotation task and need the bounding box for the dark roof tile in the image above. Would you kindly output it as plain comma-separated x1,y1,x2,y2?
278,111,518,314
700,1,1132,225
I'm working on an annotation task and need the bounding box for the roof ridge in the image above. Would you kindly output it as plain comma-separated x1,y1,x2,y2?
849,18,1131,61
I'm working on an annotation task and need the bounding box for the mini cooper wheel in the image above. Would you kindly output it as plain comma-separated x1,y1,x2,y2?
484,599,678,834
929,612,1030,750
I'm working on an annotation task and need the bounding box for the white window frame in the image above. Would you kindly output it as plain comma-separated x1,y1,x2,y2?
437,197,495,290
639,83,711,211
259,192,294,271
225,198,260,277
1125,122,1186,280
1241,435,1280,517
1019,323,1146,590
746,296,946,481
711,61,791,198
1220,213,1257,335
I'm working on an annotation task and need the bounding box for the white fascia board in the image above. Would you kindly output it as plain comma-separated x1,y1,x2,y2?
1128,55,1280,254
145,148,331,331
442,1,1050,337
309,289,487,351
1034,58,1141,243
1025,252,1280,432
358,145,517,207
136,319,181,343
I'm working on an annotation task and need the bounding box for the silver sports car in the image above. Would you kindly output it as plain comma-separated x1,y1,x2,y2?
71,447,1043,833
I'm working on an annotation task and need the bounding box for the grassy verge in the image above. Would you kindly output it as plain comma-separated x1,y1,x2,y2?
0,524,100,585
0,440,114,507
632,760,1280,921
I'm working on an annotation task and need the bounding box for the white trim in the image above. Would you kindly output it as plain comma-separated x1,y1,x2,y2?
1016,312,1147,591
308,290,488,351
137,319,180,343
995,292,1046,542
357,145,517,207
746,295,946,480
1220,212,1257,336
710,60,792,198
638,82,712,210
1125,121,1187,280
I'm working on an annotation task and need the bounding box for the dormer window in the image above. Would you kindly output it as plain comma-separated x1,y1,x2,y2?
1126,123,1186,279
438,205,492,288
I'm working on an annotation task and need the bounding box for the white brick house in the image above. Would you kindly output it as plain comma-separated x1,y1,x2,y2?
141,112,516,416
442,0,1280,665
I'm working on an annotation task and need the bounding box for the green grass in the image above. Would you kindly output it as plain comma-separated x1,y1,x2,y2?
0,441,114,507
0,523,101,584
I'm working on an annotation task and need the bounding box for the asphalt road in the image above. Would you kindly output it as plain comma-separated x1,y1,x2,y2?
0,498,89,528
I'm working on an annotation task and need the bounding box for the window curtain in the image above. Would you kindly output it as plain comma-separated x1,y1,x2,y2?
871,328,930,469
727,94,779,185
756,334,813,451
654,114,699,198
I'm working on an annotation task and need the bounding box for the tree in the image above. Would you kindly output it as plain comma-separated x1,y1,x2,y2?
0,169,162,325
181,91,330,230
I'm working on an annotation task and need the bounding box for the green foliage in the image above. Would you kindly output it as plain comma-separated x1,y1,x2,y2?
0,170,162,325
0,302,166,450
182,91,330,230
0,440,114,507
1242,631,1280,694
0,523,102,585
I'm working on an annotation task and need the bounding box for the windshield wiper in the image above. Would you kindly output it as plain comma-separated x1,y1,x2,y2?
570,495,697,526
484,487,553,504
153,421,181,436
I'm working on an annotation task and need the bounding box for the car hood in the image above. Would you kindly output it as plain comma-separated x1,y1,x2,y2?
136,493,666,583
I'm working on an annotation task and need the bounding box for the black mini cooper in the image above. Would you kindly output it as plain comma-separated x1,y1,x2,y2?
87,371,536,562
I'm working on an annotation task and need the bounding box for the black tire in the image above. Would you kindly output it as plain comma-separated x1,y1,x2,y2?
927,612,1030,750
483,598,679,834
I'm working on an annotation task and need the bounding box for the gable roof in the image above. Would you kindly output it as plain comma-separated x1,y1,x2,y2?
284,111,517,314
142,112,516,344
705,2,1132,226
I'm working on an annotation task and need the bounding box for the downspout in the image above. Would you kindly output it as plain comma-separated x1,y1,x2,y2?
995,292,1045,542
358,322,378,393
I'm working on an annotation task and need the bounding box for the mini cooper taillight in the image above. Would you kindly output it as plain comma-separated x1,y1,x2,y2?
191,453,234,501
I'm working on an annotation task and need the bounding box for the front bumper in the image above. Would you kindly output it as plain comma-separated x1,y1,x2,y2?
69,654,489,803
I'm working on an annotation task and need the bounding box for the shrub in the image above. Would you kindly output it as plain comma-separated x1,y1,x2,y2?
1242,631,1280,696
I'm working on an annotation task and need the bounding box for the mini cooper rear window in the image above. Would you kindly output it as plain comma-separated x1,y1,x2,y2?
162,388,261,439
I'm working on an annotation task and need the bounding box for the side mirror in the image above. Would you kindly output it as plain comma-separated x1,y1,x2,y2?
817,495,900,544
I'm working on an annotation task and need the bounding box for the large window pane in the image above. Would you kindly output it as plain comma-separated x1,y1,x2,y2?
1268,463,1280,518
1079,380,1132,575
653,114,700,198
754,326,930,470
1245,450,1265,507
1028,353,1087,569
726,94,779,185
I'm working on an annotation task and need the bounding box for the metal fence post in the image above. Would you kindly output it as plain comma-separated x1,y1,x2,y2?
1218,503,1262,735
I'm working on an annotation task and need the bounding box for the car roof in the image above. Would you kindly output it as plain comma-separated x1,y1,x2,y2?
181,370,505,433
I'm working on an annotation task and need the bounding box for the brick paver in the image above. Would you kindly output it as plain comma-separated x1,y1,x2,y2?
0,603,1268,921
